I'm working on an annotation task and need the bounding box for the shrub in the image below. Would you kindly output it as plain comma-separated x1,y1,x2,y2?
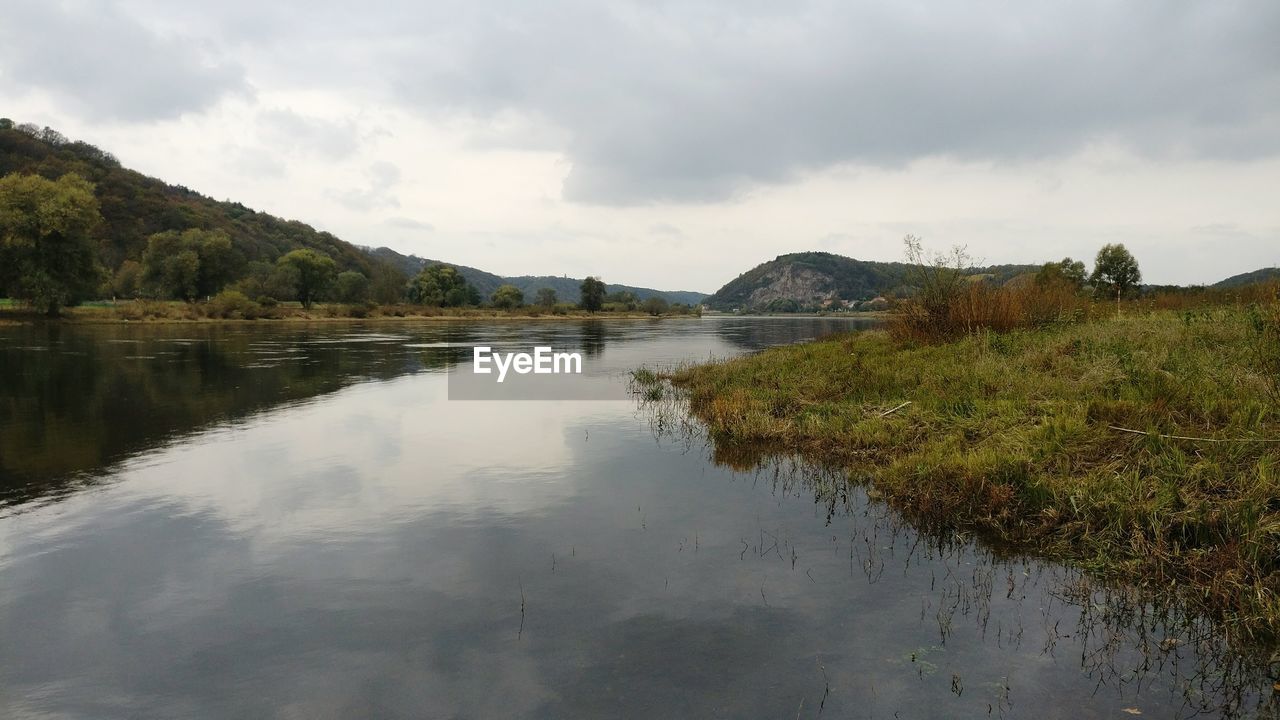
641,297,670,316
890,237,1092,343
205,290,258,319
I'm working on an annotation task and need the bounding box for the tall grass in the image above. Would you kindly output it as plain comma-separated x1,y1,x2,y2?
890,280,1092,342
891,236,1093,342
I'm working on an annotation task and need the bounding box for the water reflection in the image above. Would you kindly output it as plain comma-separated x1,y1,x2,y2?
0,323,461,506
0,318,874,508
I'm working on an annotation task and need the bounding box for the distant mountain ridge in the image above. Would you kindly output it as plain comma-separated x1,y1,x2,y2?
703,251,1038,311
1213,268,1280,289
366,246,707,305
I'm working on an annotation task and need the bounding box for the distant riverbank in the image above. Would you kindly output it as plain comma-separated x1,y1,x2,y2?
635,307,1280,645
0,300,701,325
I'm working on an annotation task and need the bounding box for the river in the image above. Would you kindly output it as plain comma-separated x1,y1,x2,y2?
0,318,1271,718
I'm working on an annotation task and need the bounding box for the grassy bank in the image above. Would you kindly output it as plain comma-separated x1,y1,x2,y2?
640,308,1280,642
0,299,697,324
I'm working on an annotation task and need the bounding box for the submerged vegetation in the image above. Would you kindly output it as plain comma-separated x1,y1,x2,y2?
637,268,1280,643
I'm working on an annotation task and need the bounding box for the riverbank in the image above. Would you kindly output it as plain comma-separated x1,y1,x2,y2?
636,308,1280,643
0,301,698,325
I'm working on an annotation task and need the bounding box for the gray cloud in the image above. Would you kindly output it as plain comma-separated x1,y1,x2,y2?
11,0,1280,206
512,3,1277,202
258,109,361,160
345,0,1279,203
385,217,436,232
0,0,248,121
326,161,402,211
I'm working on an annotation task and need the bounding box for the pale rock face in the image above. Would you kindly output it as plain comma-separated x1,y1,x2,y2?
745,265,837,308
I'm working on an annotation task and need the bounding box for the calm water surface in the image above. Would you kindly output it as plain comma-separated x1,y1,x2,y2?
0,318,1273,718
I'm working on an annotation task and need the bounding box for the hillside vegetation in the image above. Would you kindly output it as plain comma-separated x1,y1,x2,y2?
0,122,387,280
703,250,1037,311
0,121,702,317
1215,268,1280,289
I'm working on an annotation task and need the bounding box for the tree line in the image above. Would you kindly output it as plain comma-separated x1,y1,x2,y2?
0,167,693,315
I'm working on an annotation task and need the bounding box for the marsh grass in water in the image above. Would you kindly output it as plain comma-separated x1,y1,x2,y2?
636,307,1280,645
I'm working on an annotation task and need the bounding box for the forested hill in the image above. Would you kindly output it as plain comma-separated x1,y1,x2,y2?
1213,268,1280,289
0,121,388,279
0,121,707,307
367,246,707,305
704,251,1038,311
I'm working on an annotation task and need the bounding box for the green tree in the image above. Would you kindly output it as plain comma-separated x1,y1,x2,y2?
334,270,370,304
580,276,606,312
140,229,238,300
1090,244,1142,300
1036,257,1087,289
194,231,236,297
231,260,298,303
407,264,480,307
641,296,669,316
0,172,103,315
278,248,337,308
535,287,558,308
491,284,524,309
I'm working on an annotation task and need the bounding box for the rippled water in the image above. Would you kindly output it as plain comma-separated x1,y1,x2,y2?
0,318,1273,718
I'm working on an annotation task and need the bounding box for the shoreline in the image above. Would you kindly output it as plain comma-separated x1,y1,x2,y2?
0,306,894,326
0,307,704,326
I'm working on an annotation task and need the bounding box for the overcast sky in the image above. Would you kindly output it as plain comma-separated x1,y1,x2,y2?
3,0,1278,291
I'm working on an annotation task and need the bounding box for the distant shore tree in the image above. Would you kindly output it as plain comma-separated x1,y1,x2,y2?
535,287,557,308
606,289,638,311
641,296,669,315
334,270,370,304
0,172,103,315
232,261,298,303
141,228,238,301
278,249,337,309
491,284,524,309
1090,244,1142,300
580,276,605,312
407,264,480,307
369,263,407,305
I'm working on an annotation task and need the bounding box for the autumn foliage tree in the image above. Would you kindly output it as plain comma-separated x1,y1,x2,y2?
0,172,103,315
